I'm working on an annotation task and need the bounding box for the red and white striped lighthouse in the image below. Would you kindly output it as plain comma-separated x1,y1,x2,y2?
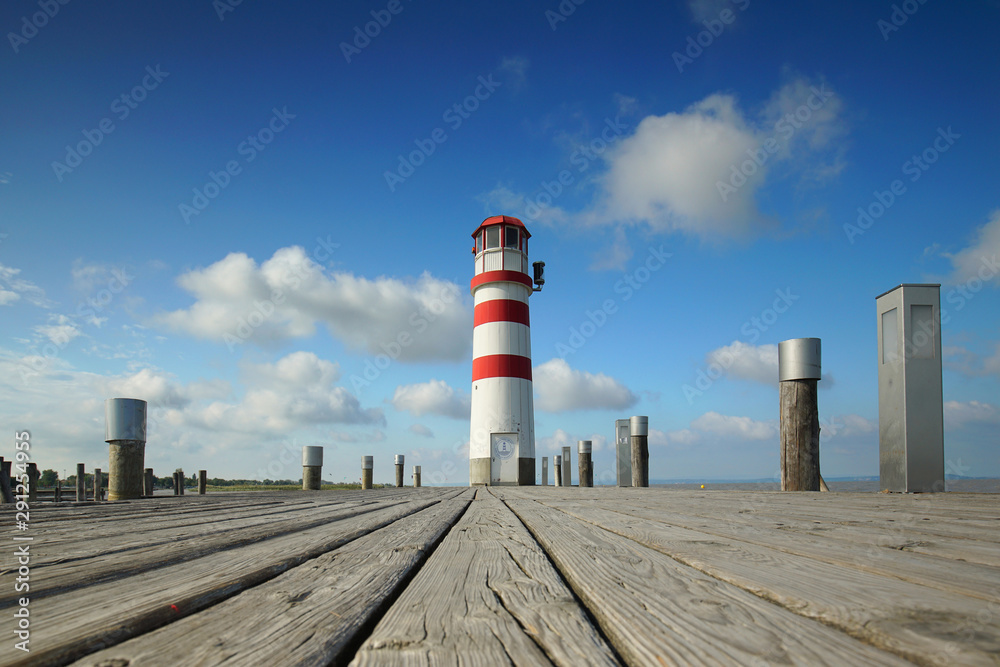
469,215,544,485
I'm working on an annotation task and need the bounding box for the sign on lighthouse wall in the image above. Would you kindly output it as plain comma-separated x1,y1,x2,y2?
469,215,543,485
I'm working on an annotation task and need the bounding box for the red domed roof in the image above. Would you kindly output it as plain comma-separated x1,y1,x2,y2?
471,215,531,239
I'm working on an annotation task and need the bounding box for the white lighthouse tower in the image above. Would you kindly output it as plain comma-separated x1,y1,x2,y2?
469,215,544,485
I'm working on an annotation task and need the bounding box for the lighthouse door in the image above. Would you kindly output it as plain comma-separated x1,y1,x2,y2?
490,433,519,485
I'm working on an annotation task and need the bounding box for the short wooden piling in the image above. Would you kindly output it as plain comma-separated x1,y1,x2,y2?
630,415,649,487
578,441,593,488
198,470,207,495
27,462,38,502
394,455,404,488
361,456,373,489
413,465,421,488
76,463,85,502
561,446,572,487
143,468,154,497
554,455,562,487
779,338,822,492
94,467,103,502
172,472,179,496
541,457,548,486
0,458,14,504
55,479,62,503
179,469,185,495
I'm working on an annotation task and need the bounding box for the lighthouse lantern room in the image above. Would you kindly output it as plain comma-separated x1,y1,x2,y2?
469,215,544,485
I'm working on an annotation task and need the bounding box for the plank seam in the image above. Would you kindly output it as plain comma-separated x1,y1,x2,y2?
490,489,628,667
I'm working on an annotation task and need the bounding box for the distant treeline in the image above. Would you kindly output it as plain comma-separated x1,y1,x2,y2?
32,470,315,488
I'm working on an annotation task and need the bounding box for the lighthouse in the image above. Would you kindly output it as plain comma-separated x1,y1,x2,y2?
469,215,544,485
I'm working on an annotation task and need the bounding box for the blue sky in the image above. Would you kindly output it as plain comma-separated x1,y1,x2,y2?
2,0,998,484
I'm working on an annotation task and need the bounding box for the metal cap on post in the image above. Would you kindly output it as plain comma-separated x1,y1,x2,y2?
105,398,147,502
779,338,822,492
630,416,649,487
302,446,323,467
778,338,822,382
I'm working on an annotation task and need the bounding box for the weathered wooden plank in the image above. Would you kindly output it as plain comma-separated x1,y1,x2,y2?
69,489,476,667
501,494,912,667
351,488,622,667
534,496,1000,602
0,496,409,607
0,493,459,667
523,495,1000,666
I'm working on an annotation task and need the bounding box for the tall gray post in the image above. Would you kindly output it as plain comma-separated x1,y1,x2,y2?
877,284,944,492
413,465,421,488
578,441,593,487
561,446,572,487
541,457,548,486
616,418,632,487
172,471,180,496
630,416,649,487
94,468,103,502
302,446,323,490
394,455,405,488
105,398,147,501
779,338,822,491
554,455,562,487
76,463,86,501
198,470,207,495
361,456,373,489
178,469,185,495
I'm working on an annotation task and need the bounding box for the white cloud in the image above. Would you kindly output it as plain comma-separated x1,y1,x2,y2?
156,247,470,362
408,423,434,438
944,209,1000,287
533,358,637,412
944,401,1000,429
0,289,19,305
391,379,470,419
649,427,700,448
34,314,82,347
537,428,609,453
707,341,778,384
589,227,633,271
691,411,777,440
0,262,52,307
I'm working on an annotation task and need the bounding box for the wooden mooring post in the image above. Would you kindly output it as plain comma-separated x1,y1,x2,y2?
540,457,548,486
105,398,147,501
302,446,323,491
55,479,62,502
0,458,14,504
93,468,103,502
578,441,593,487
198,470,207,495
553,455,562,487
394,455,404,488
630,416,649,487
143,468,154,497
779,338,822,492
413,465,421,488
361,456,373,489
26,462,38,502
76,463,85,502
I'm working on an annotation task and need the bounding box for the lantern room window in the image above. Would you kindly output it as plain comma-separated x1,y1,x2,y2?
476,231,483,254
486,226,500,249
505,226,519,249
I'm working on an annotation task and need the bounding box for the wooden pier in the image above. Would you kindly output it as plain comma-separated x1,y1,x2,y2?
2,487,999,665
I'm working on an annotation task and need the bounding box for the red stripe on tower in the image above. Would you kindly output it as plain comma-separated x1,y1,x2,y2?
473,299,530,327
472,354,533,382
